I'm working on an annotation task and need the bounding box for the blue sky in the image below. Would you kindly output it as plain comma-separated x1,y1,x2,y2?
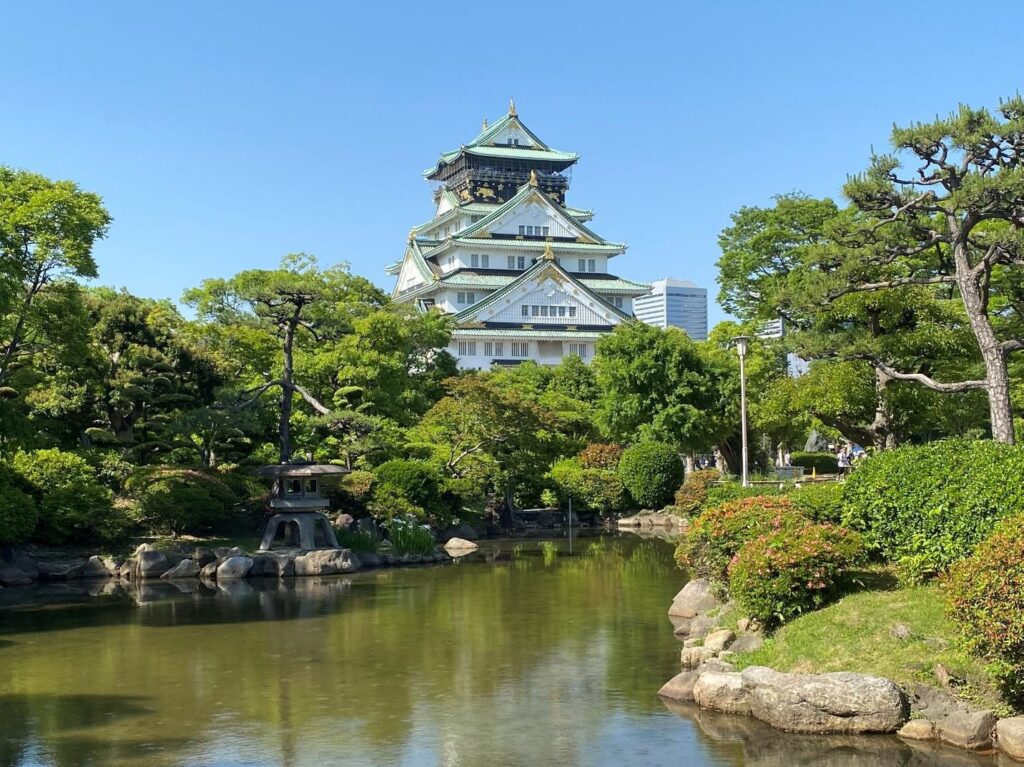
3,1,1023,327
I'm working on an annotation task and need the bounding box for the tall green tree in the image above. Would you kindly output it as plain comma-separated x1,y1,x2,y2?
838,98,1024,443
0,167,110,385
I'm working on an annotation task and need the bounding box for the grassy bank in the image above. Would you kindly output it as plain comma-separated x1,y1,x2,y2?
729,576,1007,713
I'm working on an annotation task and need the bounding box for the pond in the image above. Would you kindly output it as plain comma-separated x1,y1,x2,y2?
0,535,996,767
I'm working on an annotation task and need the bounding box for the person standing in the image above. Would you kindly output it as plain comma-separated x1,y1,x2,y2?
837,447,850,478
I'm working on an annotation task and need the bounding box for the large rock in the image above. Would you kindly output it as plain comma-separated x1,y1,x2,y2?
293,549,360,576
0,565,32,586
997,717,1024,761
740,666,907,734
897,719,935,741
443,537,478,554
694,672,750,715
37,559,85,580
729,634,764,654
680,646,716,670
935,709,996,750
200,560,219,579
658,671,700,702
161,559,199,580
137,550,170,579
217,556,254,579
703,629,735,653
687,614,717,640
193,547,216,568
668,578,720,618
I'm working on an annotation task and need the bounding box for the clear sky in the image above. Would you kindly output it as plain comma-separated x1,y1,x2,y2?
3,1,1023,326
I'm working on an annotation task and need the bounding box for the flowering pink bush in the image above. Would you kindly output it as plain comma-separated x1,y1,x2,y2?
727,523,864,626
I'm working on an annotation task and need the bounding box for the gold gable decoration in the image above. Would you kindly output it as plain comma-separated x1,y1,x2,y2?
528,169,538,188
542,241,556,261
509,97,517,117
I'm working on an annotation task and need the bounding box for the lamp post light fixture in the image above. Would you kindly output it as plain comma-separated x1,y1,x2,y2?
732,335,751,488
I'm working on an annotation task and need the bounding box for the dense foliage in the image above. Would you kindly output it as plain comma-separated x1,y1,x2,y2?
946,514,1024,703
0,467,37,544
128,467,237,536
676,496,807,579
790,451,839,474
842,440,1024,581
547,457,628,515
728,523,864,625
673,469,720,515
617,441,683,509
788,482,845,523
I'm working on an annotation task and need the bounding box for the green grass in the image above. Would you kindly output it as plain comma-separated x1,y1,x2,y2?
731,576,1007,713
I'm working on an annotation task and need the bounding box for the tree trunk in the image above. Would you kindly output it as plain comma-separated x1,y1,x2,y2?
955,242,1015,444
869,366,893,451
279,317,298,463
685,453,695,475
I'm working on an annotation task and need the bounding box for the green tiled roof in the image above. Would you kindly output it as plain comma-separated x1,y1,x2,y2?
439,271,649,295
453,328,609,339
457,183,611,245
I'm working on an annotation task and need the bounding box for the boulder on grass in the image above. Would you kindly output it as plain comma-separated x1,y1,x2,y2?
740,666,908,734
728,634,764,654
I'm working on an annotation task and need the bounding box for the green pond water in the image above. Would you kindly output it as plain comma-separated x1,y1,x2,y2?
0,535,997,767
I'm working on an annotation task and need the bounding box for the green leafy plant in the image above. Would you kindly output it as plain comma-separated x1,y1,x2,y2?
842,440,1024,579
11,448,118,543
388,516,436,556
617,441,684,509
946,513,1024,704
335,525,380,554
540,488,559,508
548,457,628,515
578,443,623,470
676,496,808,578
127,467,237,536
372,459,452,526
790,451,839,474
0,467,37,544
728,523,864,626
673,469,721,515
789,482,845,523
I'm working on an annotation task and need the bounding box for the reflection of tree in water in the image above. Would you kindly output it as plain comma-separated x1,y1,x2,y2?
0,536,696,767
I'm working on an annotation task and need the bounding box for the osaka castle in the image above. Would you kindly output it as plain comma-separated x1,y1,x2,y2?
388,100,649,369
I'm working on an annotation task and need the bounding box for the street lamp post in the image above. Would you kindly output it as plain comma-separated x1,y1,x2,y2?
733,336,750,488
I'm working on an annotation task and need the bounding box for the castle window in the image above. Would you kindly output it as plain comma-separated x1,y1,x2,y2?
511,342,528,357
569,343,588,359
484,341,493,356
542,226,549,236
517,256,525,269
531,306,539,317
588,259,596,272
471,254,479,267
540,306,549,317
578,259,586,272
526,226,534,236
519,226,525,235
481,254,489,268
494,341,504,355
467,292,476,304
458,341,477,356
558,306,567,317
613,296,624,308
457,292,465,304
568,307,577,318
508,256,515,269
521,305,529,317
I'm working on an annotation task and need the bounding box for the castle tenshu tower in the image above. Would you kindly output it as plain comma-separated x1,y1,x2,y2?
388,101,649,369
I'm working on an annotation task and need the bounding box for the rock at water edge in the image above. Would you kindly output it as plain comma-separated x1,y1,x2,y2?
936,710,996,750
668,579,720,618
898,719,936,741
217,556,254,580
161,559,200,580
693,672,750,715
658,671,701,702
741,666,907,734
293,549,361,576
443,537,478,554
137,550,170,579
997,717,1024,761
703,629,735,653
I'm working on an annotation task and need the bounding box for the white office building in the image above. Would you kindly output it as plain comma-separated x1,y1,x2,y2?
633,278,708,340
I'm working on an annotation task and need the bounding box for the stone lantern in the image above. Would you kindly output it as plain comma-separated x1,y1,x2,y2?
256,463,348,551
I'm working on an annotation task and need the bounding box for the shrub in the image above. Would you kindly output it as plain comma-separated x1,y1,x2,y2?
540,488,559,508
579,443,623,470
946,514,1024,702
129,468,237,536
789,482,845,523
676,496,807,578
790,451,839,474
335,525,380,554
373,459,441,510
842,440,1024,580
11,448,117,544
728,523,864,625
368,484,426,523
673,469,721,515
618,442,684,509
705,482,784,508
388,516,436,556
548,458,629,515
0,468,37,544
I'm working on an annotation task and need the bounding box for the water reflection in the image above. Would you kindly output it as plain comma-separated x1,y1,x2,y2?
0,535,999,767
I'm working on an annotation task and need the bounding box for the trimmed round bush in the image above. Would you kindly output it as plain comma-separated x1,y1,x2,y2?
549,458,628,515
373,460,441,511
791,451,839,474
578,443,624,470
0,468,37,544
676,496,807,578
842,440,1024,580
129,468,236,536
789,482,845,523
673,469,721,515
11,448,116,544
946,514,1024,701
728,523,864,625
617,441,684,509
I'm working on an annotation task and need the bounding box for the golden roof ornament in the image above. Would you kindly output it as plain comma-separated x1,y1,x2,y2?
528,169,539,187
482,117,488,131
542,241,556,261
408,229,416,243
509,97,517,117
